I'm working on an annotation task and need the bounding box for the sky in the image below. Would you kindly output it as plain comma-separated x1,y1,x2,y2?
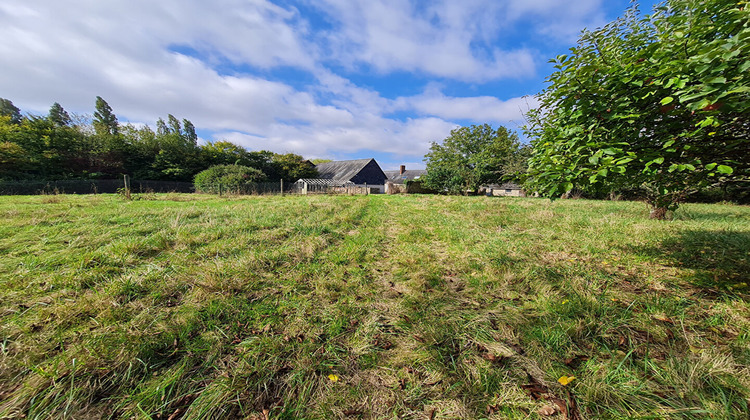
0,0,659,170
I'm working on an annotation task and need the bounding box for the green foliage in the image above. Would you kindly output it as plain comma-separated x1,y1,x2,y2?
526,0,749,217
0,98,317,184
200,140,253,167
0,97,304,183
423,124,522,194
270,152,318,182
93,96,118,136
47,102,71,127
193,164,267,193
0,98,22,124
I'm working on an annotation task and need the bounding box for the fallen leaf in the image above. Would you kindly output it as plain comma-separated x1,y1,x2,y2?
328,374,339,382
538,405,556,416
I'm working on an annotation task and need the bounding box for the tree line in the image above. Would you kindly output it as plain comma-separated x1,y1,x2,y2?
0,97,316,183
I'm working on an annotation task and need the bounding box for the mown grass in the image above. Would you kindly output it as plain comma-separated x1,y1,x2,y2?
0,193,748,419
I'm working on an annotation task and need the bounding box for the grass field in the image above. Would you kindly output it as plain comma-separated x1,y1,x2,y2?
0,193,748,419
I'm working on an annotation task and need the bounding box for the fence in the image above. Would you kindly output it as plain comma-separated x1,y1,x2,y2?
295,184,372,195
0,179,194,195
195,181,295,196
0,179,379,196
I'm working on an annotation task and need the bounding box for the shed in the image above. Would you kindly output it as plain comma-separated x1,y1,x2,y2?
485,182,525,197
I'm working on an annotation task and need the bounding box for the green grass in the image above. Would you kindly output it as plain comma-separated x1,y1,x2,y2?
0,193,748,419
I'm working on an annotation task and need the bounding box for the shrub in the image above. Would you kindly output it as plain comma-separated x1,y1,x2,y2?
194,164,266,194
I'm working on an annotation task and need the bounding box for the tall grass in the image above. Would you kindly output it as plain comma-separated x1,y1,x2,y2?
0,194,748,419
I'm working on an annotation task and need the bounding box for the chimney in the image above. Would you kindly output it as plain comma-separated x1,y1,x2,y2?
399,165,406,175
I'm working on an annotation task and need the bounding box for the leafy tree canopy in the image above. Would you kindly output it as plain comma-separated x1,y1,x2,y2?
93,96,119,136
0,98,22,125
526,0,749,218
269,153,318,182
194,164,266,193
48,102,71,127
422,124,522,195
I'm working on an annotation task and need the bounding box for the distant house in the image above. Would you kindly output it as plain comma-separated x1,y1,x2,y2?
484,182,525,197
383,165,426,184
383,165,428,194
307,158,388,193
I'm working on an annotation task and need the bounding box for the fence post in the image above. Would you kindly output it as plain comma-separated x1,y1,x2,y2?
280,179,284,197
123,174,131,198
365,182,368,195
218,183,222,197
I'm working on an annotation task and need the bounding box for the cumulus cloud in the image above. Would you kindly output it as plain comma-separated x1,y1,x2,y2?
394,85,539,126
0,0,618,166
311,0,537,81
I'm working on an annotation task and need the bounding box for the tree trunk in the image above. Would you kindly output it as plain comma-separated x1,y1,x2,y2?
649,206,668,220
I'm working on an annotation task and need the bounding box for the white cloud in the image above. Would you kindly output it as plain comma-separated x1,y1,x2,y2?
394,85,539,126
219,115,456,161
504,0,607,41
312,0,537,81
0,0,615,167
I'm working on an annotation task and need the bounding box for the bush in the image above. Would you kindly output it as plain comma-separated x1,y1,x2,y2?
194,165,266,194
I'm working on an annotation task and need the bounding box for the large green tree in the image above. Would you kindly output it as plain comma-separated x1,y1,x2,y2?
422,124,521,195
526,0,749,218
93,96,119,136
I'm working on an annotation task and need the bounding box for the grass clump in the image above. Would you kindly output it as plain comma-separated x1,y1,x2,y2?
0,194,748,418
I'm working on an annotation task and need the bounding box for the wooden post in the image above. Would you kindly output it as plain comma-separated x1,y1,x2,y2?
123,174,131,198
280,179,284,196
218,183,222,197
365,182,368,195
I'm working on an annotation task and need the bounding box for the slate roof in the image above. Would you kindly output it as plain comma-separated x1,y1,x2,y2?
315,159,373,180
383,169,427,184
314,159,388,186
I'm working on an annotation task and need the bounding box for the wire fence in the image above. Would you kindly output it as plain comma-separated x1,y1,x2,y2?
0,179,195,195
295,184,372,195
0,179,379,196
195,182,295,195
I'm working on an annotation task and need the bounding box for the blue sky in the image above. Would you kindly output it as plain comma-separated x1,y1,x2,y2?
0,0,658,170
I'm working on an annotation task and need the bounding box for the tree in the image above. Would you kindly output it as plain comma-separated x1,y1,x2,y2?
194,164,267,194
270,153,318,182
183,119,197,144
422,124,521,194
156,118,169,136
525,0,749,218
0,98,22,124
93,96,119,136
48,102,71,127
200,140,252,167
167,114,182,135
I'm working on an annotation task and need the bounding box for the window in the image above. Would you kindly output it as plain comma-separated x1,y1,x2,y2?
505,189,513,194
